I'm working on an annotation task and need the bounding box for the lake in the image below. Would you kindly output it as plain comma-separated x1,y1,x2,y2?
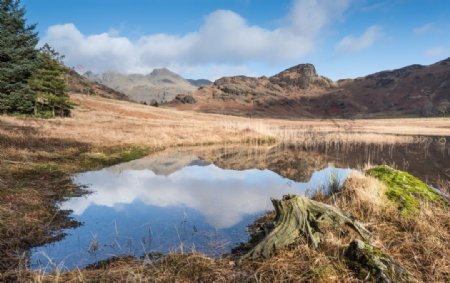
31,136,450,272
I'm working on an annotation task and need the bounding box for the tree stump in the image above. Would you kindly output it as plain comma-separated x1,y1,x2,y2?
242,195,371,260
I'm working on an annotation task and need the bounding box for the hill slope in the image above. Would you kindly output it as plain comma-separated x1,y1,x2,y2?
68,69,129,101
336,58,450,117
170,58,450,118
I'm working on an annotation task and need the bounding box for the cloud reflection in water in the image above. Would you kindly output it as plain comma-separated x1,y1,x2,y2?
33,158,351,270
66,164,350,229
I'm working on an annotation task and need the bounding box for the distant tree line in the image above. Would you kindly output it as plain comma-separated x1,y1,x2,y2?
0,0,71,117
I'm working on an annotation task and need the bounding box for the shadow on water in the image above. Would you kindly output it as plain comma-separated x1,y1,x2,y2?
30,135,450,271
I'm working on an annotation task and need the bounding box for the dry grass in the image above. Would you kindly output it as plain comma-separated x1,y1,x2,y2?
1,95,449,150
0,113,160,281
437,177,450,202
1,94,449,282
327,171,450,282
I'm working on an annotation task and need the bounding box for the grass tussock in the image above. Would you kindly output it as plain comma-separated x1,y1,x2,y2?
327,170,449,282
367,165,446,215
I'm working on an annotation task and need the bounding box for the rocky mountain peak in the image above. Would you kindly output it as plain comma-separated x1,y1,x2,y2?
282,63,318,77
270,63,335,89
149,68,180,78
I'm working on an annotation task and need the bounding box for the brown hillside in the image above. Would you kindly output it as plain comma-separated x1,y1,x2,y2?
169,58,450,118
336,58,450,117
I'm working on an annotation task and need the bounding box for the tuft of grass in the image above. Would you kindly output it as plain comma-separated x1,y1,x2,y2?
328,169,342,195
367,165,446,215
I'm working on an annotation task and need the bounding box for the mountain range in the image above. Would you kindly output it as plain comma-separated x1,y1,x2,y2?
170,58,450,118
83,68,212,105
69,58,450,118
67,69,130,101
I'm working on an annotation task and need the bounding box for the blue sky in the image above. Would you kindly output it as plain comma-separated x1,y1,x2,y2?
22,0,450,80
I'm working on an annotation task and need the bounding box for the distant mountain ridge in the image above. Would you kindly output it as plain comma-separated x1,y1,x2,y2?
67,69,129,101
84,68,212,104
170,58,450,118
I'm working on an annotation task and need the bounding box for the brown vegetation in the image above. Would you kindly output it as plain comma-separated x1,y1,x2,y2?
1,94,449,149
1,94,449,282
176,58,450,119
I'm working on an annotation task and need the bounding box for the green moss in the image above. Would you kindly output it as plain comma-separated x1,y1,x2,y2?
367,165,445,216
80,146,155,170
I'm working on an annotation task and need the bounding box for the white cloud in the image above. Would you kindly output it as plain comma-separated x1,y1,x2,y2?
413,23,433,35
287,0,352,36
424,47,447,58
335,25,382,53
42,0,353,79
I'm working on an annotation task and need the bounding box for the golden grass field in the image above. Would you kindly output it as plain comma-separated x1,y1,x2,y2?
1,94,450,150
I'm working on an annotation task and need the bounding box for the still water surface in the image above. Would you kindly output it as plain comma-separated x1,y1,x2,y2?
31,136,450,271
31,153,350,271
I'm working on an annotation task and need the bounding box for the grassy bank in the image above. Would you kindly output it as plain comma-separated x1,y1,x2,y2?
0,123,159,280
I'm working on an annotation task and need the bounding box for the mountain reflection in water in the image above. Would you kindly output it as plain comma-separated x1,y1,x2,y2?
32,150,351,271
31,137,449,271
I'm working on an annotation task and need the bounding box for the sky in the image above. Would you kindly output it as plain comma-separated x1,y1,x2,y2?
22,0,450,80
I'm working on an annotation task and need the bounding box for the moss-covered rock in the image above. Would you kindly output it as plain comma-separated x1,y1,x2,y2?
366,165,446,216
345,239,418,283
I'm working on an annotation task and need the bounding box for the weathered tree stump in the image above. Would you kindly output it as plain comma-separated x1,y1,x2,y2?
242,195,371,260
345,239,418,283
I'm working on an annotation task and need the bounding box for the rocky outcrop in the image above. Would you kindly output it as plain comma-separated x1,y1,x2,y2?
270,64,336,89
202,63,335,103
173,94,196,104
212,76,283,99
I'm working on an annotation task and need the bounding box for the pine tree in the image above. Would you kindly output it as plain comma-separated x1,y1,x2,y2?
29,44,72,117
0,0,39,114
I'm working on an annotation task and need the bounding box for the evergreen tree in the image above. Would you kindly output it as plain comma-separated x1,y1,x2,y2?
29,44,72,117
0,0,39,114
